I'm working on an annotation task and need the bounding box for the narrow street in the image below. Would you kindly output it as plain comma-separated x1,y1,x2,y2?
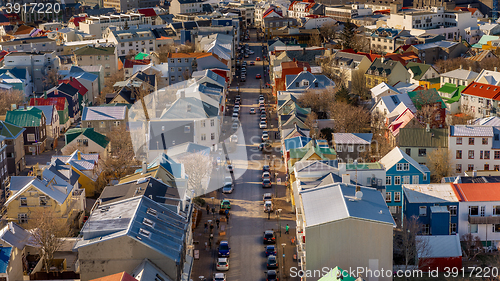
191,29,300,281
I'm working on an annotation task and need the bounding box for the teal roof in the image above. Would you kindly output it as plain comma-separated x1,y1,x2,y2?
408,88,446,109
0,247,12,274
135,52,149,60
0,120,24,139
319,267,356,281
65,127,110,148
5,107,43,127
473,35,500,48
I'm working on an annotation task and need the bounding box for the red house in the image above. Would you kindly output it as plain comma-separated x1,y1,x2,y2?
273,60,311,96
417,234,462,272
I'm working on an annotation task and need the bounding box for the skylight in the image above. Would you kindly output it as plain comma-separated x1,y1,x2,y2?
143,218,155,228
139,228,151,238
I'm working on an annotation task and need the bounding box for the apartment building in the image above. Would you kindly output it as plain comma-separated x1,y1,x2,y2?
79,13,149,39
461,82,500,118
106,28,156,56
288,0,324,19
170,0,206,15
103,0,161,12
325,4,372,21
73,46,118,77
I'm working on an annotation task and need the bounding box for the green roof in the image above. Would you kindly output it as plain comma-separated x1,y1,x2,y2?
345,162,383,170
398,127,448,147
439,83,466,104
406,62,432,81
408,88,446,109
289,147,310,159
65,127,110,148
73,46,115,56
319,267,356,281
5,107,43,127
0,120,24,139
135,52,149,60
438,83,459,94
424,77,440,84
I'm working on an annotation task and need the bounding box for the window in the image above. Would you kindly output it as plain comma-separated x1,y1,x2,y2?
394,176,401,185
412,175,419,184
450,223,457,234
211,119,215,127
485,151,490,159
496,151,500,159
419,206,427,216
422,224,430,235
449,205,457,216
39,196,47,206
337,145,342,152
99,121,106,128
494,206,500,216
405,148,411,156
418,148,426,157
468,164,474,171
468,150,474,159
456,164,462,173
396,163,403,171
496,165,500,171
403,163,409,170
27,134,35,142
139,228,151,238
456,137,462,145
184,126,190,133
386,176,391,185
113,121,120,126
385,192,391,202
201,120,206,127
348,145,354,152
493,224,500,233
469,224,478,233
201,134,206,141
469,137,475,145
20,197,27,206
456,150,462,159
469,206,479,216
394,192,401,202
480,150,484,159
481,206,485,216
402,176,410,184
211,133,215,140
18,213,27,224
482,138,489,145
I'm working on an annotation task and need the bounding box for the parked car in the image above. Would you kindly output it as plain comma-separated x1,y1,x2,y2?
267,255,278,269
259,97,265,104
214,273,227,281
232,122,239,131
244,53,249,58
263,165,270,172
232,112,239,119
256,74,262,79
263,193,273,202
235,95,241,101
262,178,272,188
230,135,238,143
216,258,230,271
265,245,276,256
250,108,256,114
259,141,272,152
263,230,276,244
224,176,232,186
262,171,270,179
240,77,246,82
262,131,269,142
256,57,261,61
266,270,279,281
218,241,231,257
242,61,247,67
264,200,273,212
227,164,234,173
250,61,255,66
222,183,233,194
259,121,267,129
220,199,231,209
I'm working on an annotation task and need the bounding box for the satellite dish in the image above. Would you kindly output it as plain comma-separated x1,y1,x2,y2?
355,191,363,200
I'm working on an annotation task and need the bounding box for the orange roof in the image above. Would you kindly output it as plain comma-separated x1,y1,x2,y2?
281,61,310,70
451,183,500,202
462,82,500,101
10,25,34,35
167,52,208,58
90,272,138,281
157,36,172,40
454,7,479,14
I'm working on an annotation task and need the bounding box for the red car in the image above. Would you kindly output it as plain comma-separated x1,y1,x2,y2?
250,61,255,66
256,74,262,79
256,57,261,61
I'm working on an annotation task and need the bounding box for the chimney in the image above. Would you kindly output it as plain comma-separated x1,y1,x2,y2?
469,66,472,71
459,65,462,69
342,174,350,184
495,67,498,72
142,161,147,174
355,185,361,192
426,123,430,132
77,151,81,160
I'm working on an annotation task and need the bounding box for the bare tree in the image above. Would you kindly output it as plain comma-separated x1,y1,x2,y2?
426,147,453,182
350,69,369,100
99,69,125,104
329,101,371,133
318,21,341,42
461,233,483,261
28,208,69,273
0,89,24,114
305,111,318,135
297,89,336,114
309,33,323,47
395,215,429,271
43,69,59,90
178,152,213,196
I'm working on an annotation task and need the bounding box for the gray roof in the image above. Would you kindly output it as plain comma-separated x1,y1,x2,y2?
300,183,395,227
112,28,155,43
449,125,494,137
294,160,338,173
473,116,500,126
416,234,462,258
82,105,127,121
441,68,479,80
131,258,174,281
333,133,372,145
412,40,459,50
31,105,56,125
0,222,37,249
160,97,218,119
333,52,367,64
75,196,188,263
403,184,458,203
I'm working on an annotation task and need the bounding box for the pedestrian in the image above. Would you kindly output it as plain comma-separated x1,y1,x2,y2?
225,209,229,216
211,207,215,215
206,205,210,215
210,223,214,233
285,224,289,234
216,219,220,228
267,211,270,220
226,213,230,224
204,222,208,233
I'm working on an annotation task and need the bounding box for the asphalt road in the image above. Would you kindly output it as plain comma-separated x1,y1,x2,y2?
221,33,287,281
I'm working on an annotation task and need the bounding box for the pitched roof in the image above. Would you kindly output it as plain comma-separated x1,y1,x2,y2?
441,68,479,80
461,82,500,101
407,88,446,109
398,128,448,147
333,133,372,145
82,105,127,121
5,107,44,127
0,120,24,140
452,182,500,201
0,222,36,250
473,116,500,126
137,8,157,17
300,183,395,227
31,105,56,124
124,59,150,69
65,127,110,148
29,97,67,111
406,62,433,80
66,78,88,96
467,50,496,62
416,235,461,258
449,125,494,137
0,247,11,274
379,147,427,174
160,97,218,119
73,46,115,56
366,57,400,76
403,183,458,203
371,82,400,98
90,271,138,281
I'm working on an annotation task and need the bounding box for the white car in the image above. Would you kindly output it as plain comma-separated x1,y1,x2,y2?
230,135,238,143
259,98,265,104
216,258,230,271
213,273,227,281
232,122,239,131
262,132,269,142
224,176,233,186
234,104,240,111
259,121,267,129
232,112,239,119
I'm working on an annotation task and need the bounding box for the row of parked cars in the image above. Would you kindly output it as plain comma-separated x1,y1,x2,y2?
263,227,279,280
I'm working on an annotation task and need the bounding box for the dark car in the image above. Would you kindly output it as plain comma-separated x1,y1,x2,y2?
259,141,272,152
263,165,270,172
262,178,272,188
218,241,230,257
265,245,276,256
267,255,278,269
266,270,279,281
263,230,276,244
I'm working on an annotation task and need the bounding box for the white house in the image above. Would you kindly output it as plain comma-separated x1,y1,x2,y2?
371,82,401,102
303,16,336,29
440,68,479,87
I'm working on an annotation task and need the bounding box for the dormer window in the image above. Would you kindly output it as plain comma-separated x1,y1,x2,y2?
302,80,309,86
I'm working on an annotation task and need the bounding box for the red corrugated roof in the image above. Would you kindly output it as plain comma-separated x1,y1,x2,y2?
454,7,479,14
138,8,157,17
65,77,88,96
69,16,87,27
124,59,150,69
29,97,66,111
462,82,500,101
452,183,500,202
263,9,283,18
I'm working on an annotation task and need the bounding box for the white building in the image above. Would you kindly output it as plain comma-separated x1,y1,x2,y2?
440,67,479,87
324,4,373,22
386,7,478,41
79,13,151,39
104,28,157,56
303,16,336,29
287,0,324,19
169,0,206,15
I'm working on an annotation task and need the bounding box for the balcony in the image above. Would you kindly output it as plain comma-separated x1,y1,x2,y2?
468,215,500,224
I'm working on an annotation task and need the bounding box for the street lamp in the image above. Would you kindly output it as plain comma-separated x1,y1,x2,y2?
281,243,286,279
277,208,282,237
211,196,215,221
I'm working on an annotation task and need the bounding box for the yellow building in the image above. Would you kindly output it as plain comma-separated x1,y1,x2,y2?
51,150,100,197
4,169,84,226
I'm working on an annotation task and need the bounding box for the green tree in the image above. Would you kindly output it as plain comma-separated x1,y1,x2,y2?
335,84,351,104
123,21,129,30
340,20,356,50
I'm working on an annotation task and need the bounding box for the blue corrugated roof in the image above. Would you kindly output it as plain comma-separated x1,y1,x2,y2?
284,136,311,151
0,247,12,273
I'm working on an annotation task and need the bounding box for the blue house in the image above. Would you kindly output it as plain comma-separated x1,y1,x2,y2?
379,147,431,214
285,71,335,92
402,183,459,235
46,83,80,120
